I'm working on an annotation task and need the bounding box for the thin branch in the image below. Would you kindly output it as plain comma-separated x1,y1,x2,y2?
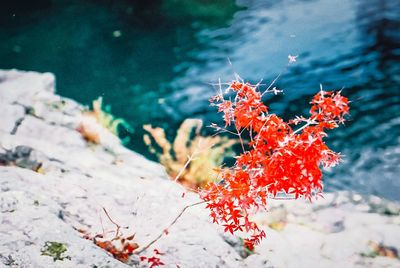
254,118,269,148
209,126,240,137
236,126,245,153
292,120,317,135
102,207,121,239
99,211,105,237
173,153,195,183
134,201,206,254
269,196,296,200
261,72,282,98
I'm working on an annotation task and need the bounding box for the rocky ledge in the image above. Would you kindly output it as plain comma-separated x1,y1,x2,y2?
0,70,399,268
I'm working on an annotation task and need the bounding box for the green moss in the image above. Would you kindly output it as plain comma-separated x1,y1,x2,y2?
41,241,71,262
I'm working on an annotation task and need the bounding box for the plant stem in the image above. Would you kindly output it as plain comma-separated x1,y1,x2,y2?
174,153,195,183
134,200,206,254
102,207,121,239
292,120,317,135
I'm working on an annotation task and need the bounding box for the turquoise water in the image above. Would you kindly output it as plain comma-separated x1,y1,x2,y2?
1,0,399,200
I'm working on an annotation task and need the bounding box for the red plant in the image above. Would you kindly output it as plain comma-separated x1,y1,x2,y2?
199,80,349,249
140,249,165,268
78,229,139,263
78,228,139,263
78,208,164,267
79,77,349,264
77,208,139,263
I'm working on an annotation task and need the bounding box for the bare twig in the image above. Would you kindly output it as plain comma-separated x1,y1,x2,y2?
236,126,245,153
134,201,206,254
102,207,122,239
261,72,282,98
99,211,105,237
173,151,197,183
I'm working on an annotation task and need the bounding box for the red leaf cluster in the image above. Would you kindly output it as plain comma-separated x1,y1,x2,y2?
200,81,349,249
78,229,138,263
140,249,165,268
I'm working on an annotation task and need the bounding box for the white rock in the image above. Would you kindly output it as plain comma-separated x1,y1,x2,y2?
1,70,399,268
0,104,25,134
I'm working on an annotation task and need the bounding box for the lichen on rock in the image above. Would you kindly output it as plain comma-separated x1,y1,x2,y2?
41,241,71,262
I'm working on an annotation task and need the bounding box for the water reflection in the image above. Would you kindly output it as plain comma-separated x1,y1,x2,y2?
165,0,400,200
328,0,400,199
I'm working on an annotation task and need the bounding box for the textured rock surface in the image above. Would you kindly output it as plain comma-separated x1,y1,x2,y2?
0,70,399,268
251,192,400,268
